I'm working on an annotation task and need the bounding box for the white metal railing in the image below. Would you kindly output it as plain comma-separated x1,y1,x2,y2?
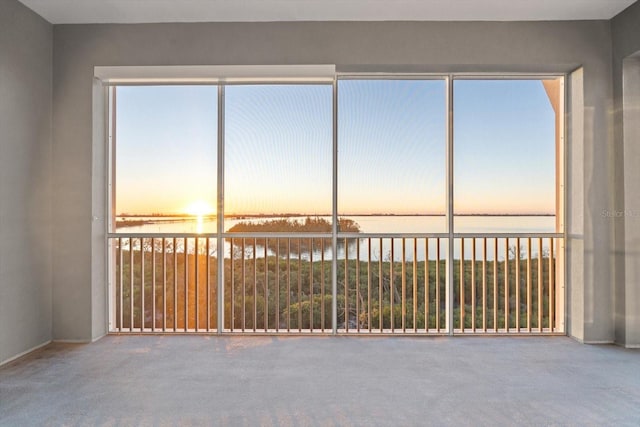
453,235,564,334
110,236,218,332
108,233,564,335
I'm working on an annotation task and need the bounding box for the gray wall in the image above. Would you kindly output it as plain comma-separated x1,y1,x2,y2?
612,1,640,347
0,0,52,364
52,20,616,342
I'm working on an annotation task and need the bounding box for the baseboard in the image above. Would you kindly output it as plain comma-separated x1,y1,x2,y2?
92,333,107,343
52,339,92,344
53,334,106,344
623,343,640,349
568,334,615,345
0,340,52,367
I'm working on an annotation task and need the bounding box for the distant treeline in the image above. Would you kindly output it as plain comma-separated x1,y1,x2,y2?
227,217,360,233
226,217,361,254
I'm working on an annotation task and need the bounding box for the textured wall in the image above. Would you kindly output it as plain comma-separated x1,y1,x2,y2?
52,20,615,342
0,0,52,364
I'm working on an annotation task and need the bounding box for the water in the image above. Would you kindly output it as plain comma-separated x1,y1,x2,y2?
115,215,558,261
116,215,555,234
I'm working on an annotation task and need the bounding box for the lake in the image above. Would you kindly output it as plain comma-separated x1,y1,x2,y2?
114,215,559,261
116,215,556,234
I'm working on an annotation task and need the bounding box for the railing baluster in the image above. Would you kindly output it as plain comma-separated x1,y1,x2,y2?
472,237,476,333
195,237,199,332
320,238,324,332
206,238,210,332
265,241,269,332
343,238,348,331
173,237,177,332
504,238,509,332
242,239,246,332
141,238,145,331
118,237,123,332
425,238,429,332
298,241,302,332
515,237,520,332
152,238,156,332
527,237,532,332
253,238,257,333
402,237,406,332
460,238,465,332
493,238,498,332
538,237,543,332
275,238,280,332
162,238,166,332
355,238,360,333
309,239,314,332
230,237,235,331
287,239,291,333
367,238,372,333
549,238,555,332
379,238,383,332
130,238,134,332
436,238,440,332
482,238,487,332
184,237,188,332
390,238,395,333
413,238,418,332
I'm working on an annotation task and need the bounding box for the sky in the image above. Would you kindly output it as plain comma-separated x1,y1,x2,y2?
453,80,556,214
115,85,217,215
115,79,557,216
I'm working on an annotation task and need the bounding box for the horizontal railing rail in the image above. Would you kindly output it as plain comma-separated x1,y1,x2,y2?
108,232,564,335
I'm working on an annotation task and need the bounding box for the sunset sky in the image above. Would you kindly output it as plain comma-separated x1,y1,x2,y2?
115,79,557,216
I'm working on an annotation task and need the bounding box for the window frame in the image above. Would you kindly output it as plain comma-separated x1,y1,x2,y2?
103,68,566,335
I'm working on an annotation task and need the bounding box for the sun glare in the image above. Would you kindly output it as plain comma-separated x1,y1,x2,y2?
184,200,215,216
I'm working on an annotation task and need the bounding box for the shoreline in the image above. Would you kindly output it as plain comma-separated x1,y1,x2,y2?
115,213,556,230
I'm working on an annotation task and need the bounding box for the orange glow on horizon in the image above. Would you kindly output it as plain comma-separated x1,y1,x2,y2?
184,200,216,216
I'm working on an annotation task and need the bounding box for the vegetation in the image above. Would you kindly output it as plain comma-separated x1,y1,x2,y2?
227,217,360,233
115,239,557,332
226,217,360,255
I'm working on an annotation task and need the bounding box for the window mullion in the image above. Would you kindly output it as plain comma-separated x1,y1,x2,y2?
446,75,455,335
217,84,225,333
332,79,339,334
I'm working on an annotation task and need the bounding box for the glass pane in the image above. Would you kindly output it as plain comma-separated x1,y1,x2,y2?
224,85,333,233
453,79,561,233
114,86,217,233
338,79,447,233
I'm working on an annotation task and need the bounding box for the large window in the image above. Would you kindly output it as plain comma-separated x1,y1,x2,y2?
110,77,562,236
107,73,564,335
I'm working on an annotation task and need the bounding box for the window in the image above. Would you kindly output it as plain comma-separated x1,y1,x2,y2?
107,72,564,334
113,85,217,233
453,79,562,234
225,85,333,232
110,77,562,237
338,79,446,233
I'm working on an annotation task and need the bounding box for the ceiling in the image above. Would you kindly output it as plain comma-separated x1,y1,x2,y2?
18,0,638,24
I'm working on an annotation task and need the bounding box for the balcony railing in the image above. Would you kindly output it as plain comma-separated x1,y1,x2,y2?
453,236,562,333
108,233,563,335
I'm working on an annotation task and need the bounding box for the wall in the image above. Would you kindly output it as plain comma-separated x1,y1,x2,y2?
612,1,640,347
52,20,615,342
0,0,52,364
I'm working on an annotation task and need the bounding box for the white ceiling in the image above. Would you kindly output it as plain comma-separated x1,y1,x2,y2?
18,0,638,24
